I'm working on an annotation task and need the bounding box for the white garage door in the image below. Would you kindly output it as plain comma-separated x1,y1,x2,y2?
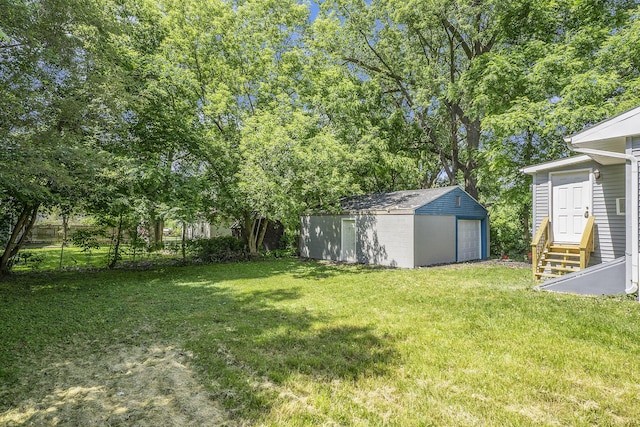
457,219,481,262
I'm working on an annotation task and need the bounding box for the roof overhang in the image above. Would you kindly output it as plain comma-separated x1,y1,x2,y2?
565,106,640,146
563,106,640,165
341,209,415,215
520,155,593,175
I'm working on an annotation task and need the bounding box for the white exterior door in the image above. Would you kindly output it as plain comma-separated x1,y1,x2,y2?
551,171,591,244
457,219,481,262
341,219,356,262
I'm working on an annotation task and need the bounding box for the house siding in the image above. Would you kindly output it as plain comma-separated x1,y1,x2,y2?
414,215,456,266
591,163,625,264
530,161,625,265
532,172,549,236
356,214,414,268
415,187,486,217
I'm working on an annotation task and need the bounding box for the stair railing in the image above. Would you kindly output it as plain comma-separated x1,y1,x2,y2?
579,216,595,269
531,217,551,279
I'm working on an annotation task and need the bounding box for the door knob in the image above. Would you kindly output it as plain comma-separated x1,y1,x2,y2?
584,207,589,218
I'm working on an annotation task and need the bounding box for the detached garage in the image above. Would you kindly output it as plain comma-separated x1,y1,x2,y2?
300,186,489,268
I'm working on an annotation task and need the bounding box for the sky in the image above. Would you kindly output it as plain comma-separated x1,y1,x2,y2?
309,1,320,21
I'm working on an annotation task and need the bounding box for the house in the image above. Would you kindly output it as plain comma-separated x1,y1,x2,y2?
522,106,640,296
299,186,489,268
183,220,232,239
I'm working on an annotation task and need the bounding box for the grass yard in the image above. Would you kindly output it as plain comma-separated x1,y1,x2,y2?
11,245,174,272
1,259,640,426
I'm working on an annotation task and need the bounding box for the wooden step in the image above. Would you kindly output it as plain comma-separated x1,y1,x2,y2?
542,257,581,265
549,244,580,251
545,251,580,258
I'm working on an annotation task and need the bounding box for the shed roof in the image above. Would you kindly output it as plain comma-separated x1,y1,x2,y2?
340,186,459,213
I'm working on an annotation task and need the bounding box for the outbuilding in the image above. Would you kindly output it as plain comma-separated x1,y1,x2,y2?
299,186,489,268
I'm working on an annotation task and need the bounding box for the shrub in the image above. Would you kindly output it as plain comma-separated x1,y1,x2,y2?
186,236,247,263
71,229,103,253
14,251,46,270
489,204,529,260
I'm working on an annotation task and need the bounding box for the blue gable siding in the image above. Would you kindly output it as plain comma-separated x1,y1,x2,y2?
414,187,487,217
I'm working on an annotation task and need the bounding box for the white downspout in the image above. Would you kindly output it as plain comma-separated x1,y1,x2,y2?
564,142,639,295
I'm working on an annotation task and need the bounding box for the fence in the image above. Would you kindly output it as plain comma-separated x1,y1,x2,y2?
26,224,187,246
27,225,127,246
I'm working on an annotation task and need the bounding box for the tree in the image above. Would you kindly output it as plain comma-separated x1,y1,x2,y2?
477,1,640,255
236,107,355,253
312,0,509,198
155,0,354,255
0,0,127,273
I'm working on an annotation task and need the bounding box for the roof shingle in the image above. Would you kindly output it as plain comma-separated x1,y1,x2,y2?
340,186,459,212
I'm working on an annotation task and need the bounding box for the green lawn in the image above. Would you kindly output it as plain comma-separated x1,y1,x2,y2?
12,245,174,272
1,259,639,426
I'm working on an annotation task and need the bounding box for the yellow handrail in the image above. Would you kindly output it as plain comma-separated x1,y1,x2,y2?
531,217,551,279
579,216,595,269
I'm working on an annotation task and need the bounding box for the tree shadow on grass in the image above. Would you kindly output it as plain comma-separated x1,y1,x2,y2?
183,284,397,420
0,260,397,424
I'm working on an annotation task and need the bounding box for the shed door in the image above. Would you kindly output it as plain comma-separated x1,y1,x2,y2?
457,219,481,262
551,171,590,244
341,219,356,262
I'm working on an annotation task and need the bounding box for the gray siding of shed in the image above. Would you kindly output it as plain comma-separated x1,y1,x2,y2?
356,214,414,268
299,215,342,261
301,187,485,268
414,215,456,266
531,160,625,266
300,214,415,267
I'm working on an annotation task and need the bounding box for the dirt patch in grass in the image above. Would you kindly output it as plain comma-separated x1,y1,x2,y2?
1,345,237,426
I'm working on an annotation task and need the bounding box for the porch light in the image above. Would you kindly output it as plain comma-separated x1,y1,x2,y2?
593,169,601,180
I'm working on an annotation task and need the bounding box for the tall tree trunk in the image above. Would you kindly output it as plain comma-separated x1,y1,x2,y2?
58,214,69,270
0,204,39,274
108,213,124,269
181,221,186,262
152,218,164,249
255,218,269,255
243,214,269,256
244,214,256,254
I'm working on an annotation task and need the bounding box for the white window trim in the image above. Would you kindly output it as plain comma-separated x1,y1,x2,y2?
616,198,626,216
